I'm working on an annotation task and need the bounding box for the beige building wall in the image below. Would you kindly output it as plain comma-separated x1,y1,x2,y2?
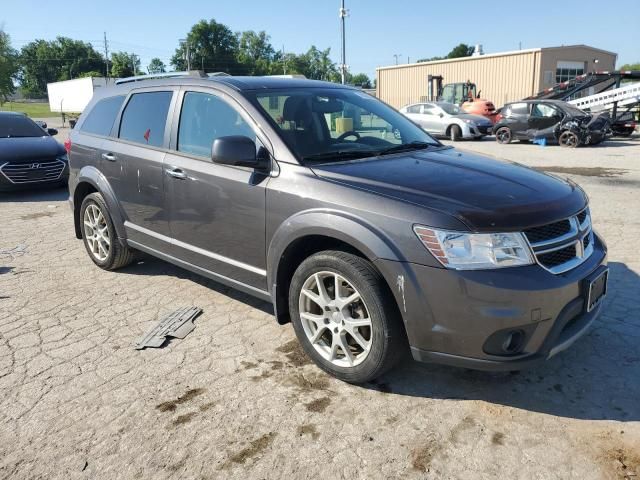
538,46,617,90
376,45,617,109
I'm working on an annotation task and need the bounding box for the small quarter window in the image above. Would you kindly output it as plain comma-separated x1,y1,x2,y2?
119,91,173,147
80,95,125,136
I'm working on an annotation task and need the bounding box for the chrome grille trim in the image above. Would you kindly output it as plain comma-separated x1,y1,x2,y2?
524,208,593,274
0,160,66,184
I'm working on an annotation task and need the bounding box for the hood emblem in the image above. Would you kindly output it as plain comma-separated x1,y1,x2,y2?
30,163,40,169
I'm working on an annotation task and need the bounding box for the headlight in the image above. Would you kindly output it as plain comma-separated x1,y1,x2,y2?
413,226,534,270
462,119,476,125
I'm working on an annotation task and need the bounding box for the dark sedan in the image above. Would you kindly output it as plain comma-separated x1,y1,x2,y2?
0,112,68,191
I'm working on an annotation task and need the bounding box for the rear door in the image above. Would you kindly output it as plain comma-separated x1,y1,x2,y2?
100,88,177,250
163,87,270,290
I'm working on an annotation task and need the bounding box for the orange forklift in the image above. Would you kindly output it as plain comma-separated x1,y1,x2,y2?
427,75,499,123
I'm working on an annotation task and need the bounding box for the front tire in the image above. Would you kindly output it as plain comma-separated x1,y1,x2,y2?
449,125,462,141
559,130,580,148
80,192,135,270
288,250,406,383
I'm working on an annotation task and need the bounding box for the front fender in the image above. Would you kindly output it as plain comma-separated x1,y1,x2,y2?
75,165,127,240
266,208,406,292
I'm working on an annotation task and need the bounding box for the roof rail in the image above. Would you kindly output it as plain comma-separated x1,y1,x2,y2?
115,70,225,85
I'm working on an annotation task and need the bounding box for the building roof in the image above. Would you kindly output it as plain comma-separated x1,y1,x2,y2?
376,44,617,71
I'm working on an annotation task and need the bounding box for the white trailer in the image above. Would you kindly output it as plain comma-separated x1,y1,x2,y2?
46,77,115,113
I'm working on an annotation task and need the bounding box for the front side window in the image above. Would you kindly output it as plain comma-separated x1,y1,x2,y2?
119,91,172,147
406,105,421,114
80,95,125,136
532,103,559,118
250,87,440,162
177,92,255,158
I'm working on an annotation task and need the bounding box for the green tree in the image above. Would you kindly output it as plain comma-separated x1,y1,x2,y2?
147,58,166,74
620,62,640,71
0,30,19,103
79,70,104,78
18,37,104,97
446,43,475,59
111,51,141,78
349,73,371,88
417,43,475,63
237,30,274,75
171,19,240,73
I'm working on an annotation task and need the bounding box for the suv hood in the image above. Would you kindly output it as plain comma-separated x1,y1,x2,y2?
0,136,65,163
311,147,587,231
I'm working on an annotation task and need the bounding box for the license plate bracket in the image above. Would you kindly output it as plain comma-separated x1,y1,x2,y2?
584,267,608,312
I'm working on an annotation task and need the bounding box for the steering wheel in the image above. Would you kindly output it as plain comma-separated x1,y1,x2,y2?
336,130,361,142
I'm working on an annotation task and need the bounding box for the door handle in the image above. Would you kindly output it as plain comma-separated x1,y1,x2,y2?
166,167,187,179
101,152,116,162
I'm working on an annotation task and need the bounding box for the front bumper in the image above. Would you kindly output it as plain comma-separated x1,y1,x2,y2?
375,233,608,371
461,123,493,138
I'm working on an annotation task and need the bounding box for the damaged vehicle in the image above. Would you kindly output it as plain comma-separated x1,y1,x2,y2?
493,100,611,147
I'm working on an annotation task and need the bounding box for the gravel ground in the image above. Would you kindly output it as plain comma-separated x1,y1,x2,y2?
1,130,639,479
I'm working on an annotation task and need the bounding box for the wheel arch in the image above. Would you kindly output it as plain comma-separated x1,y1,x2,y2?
267,210,405,325
73,166,126,241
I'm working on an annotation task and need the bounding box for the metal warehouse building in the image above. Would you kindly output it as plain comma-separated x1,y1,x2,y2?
376,45,617,109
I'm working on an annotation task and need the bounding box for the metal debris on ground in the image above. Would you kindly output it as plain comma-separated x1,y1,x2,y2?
134,307,202,350
0,243,28,260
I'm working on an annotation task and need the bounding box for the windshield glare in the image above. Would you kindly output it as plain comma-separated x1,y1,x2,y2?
0,115,46,138
250,88,440,162
438,103,462,115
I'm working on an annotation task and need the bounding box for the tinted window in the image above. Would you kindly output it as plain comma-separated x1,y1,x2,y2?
119,92,172,147
80,95,125,136
508,103,529,116
178,92,255,158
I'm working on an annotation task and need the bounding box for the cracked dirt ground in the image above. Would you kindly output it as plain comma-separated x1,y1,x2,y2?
1,137,639,479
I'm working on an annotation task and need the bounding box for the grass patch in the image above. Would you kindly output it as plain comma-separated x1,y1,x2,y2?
0,102,57,118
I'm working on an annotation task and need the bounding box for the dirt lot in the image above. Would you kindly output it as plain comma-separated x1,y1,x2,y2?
1,130,639,479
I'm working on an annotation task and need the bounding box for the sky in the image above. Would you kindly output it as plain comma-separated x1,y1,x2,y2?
2,0,639,79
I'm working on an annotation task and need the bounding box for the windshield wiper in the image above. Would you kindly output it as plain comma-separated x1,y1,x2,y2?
375,141,433,156
302,150,376,163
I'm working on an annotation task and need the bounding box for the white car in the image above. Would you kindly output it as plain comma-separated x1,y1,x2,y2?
399,101,493,141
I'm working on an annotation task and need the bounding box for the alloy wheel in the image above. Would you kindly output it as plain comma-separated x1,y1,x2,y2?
298,271,372,367
83,203,110,261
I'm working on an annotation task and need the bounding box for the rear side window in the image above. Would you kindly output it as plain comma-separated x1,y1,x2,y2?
80,95,125,136
177,92,255,158
119,91,172,147
508,103,529,116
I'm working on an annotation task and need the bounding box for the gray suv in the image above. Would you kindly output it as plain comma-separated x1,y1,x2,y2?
68,74,608,383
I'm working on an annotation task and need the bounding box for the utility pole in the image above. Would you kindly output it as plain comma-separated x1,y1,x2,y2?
131,54,138,75
180,39,191,71
339,0,348,84
393,54,402,65
103,32,110,80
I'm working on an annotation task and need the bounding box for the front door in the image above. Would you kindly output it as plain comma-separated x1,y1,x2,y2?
528,103,563,139
100,89,176,250
164,88,269,290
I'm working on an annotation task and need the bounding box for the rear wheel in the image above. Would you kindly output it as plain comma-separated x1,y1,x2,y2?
495,126,512,144
80,192,135,270
288,250,406,383
449,125,462,141
559,131,580,148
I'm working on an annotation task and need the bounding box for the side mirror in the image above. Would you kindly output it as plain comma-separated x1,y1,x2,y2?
439,113,444,118
211,135,266,169
47,128,58,136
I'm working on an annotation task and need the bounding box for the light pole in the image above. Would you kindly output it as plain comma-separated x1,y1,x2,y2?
179,39,191,71
339,0,348,84
393,54,402,65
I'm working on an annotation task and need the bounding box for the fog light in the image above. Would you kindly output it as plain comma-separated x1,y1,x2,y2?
502,330,525,354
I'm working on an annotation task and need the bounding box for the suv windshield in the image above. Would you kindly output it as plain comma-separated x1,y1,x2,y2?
438,103,462,115
0,115,46,138
248,87,441,162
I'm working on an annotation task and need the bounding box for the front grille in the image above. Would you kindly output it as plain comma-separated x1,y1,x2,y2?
524,219,572,244
538,244,577,268
524,208,593,274
0,159,65,184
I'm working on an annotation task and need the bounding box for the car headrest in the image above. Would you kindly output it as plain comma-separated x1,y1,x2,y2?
282,96,311,122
